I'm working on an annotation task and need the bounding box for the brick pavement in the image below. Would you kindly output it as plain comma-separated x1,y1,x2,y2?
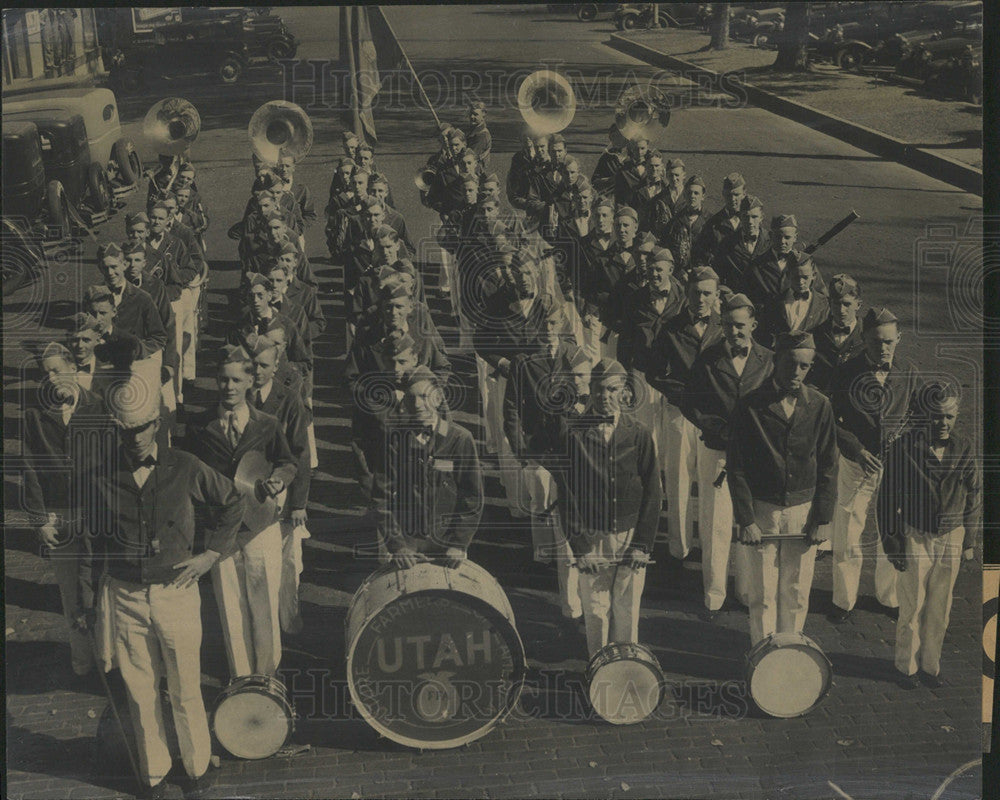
4,251,982,798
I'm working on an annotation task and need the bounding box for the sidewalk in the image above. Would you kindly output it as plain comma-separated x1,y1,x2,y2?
610,27,982,180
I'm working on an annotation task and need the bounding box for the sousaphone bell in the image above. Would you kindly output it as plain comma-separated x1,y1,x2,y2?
143,97,201,156
614,85,672,142
248,100,314,167
517,70,577,136
414,166,437,192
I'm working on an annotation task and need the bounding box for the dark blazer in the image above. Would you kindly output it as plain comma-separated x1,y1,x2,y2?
85,447,244,585
614,279,687,374
383,419,484,551
464,121,493,166
285,277,326,340
168,220,207,279
744,248,828,310
503,342,580,460
710,229,770,294
590,148,625,199
473,288,569,372
228,310,311,376
292,182,317,224
254,381,311,511
646,309,724,407
582,242,635,324
146,231,197,300
662,211,708,275
808,318,865,395
557,413,662,554
135,271,178,373
686,340,774,451
182,404,298,548
694,207,740,266
727,382,839,527
829,352,923,465
756,289,830,349
613,159,645,206
110,282,168,360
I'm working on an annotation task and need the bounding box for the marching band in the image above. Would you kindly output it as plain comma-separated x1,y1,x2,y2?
19,73,981,797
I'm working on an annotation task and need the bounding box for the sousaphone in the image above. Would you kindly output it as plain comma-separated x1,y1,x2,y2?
248,100,314,168
517,70,577,136
614,85,672,141
143,97,201,156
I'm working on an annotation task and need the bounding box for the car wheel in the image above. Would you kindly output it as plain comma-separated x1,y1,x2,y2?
88,163,113,213
112,138,142,186
622,15,638,30
752,32,770,48
46,181,73,241
577,4,597,21
218,55,244,84
836,47,863,71
267,36,296,60
1,220,42,294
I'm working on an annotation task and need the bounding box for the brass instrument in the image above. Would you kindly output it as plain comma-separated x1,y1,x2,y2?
414,166,438,193
517,70,577,136
248,100,314,167
142,97,201,156
614,85,672,141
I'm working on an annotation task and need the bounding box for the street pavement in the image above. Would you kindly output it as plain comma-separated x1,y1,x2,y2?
3,5,985,799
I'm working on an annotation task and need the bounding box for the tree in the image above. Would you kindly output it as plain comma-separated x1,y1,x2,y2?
709,3,730,50
772,4,811,71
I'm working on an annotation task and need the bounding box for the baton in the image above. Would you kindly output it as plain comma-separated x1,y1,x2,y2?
804,210,860,255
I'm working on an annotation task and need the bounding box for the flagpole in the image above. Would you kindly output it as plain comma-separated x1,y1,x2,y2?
344,7,365,141
371,6,449,147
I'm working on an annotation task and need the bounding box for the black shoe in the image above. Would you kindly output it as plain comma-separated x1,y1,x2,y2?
183,769,217,800
897,672,920,690
699,607,721,623
919,671,944,689
828,606,852,624
884,605,899,622
136,780,170,800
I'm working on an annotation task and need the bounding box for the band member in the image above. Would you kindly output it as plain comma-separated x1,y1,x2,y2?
382,366,484,569
93,245,168,362
22,342,109,678
582,206,639,360
756,255,830,347
507,130,538,215
878,383,980,689
228,273,311,381
276,154,317,226
557,358,662,657
549,133,569,166
629,152,670,236
85,379,243,798
663,157,688,218
325,158,357,230
647,267,724,561
660,177,708,276
591,124,627,200
182,345,297,678
613,136,650,206
827,307,922,622
808,273,865,394
745,215,827,310
695,172,747,265
371,176,415,255
710,195,768,293
464,99,492,167
727,332,839,646
67,312,112,396
249,335,311,634
686,294,773,617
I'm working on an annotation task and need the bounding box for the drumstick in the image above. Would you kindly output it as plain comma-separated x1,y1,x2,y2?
89,630,145,792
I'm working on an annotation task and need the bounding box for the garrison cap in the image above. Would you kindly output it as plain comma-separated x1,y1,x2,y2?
771,214,798,230
685,174,707,191
245,272,274,291
468,99,486,111
740,194,764,212
595,198,616,214
688,266,720,285
651,248,675,266
723,172,746,191
538,293,565,321
125,211,149,227
550,133,566,145
278,242,299,257
252,173,280,192
636,232,658,253
362,195,384,210
862,306,898,331
381,280,411,301
338,157,357,171
615,206,638,222
722,292,755,314
121,239,145,256
385,331,416,356
374,223,398,240
666,157,686,170
775,331,816,352
829,273,860,299
250,334,279,356
84,284,114,305
69,311,101,333
566,344,591,370
41,341,74,363
342,131,360,144
218,343,251,366
97,243,123,262
483,172,500,185
405,365,439,389
591,358,627,384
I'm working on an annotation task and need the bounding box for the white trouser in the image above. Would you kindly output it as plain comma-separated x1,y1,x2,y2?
440,249,460,316
183,284,201,381
662,402,698,560
577,529,646,657
830,456,898,610
696,441,743,611
50,541,93,675
525,462,581,619
477,356,500,454
629,372,666,458
211,523,283,677
744,500,817,647
565,301,586,351
168,289,195,401
895,526,964,677
107,577,211,787
498,428,528,517
279,520,310,635
581,319,602,367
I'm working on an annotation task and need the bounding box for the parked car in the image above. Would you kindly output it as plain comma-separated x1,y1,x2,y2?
896,32,980,81
574,2,619,22
731,6,784,47
179,6,298,61
109,17,251,90
919,42,982,102
2,122,73,246
2,87,142,206
860,27,944,69
1,216,47,294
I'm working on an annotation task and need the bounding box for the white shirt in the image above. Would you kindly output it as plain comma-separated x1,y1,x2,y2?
133,445,159,490
597,411,619,443
516,296,534,319
76,358,95,391
255,381,273,408
831,320,856,347
784,292,810,330
731,343,750,377
773,380,797,419
59,390,79,426
218,403,250,439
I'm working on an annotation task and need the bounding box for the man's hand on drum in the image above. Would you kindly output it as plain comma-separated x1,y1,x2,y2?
442,547,466,569
391,544,422,570
576,552,611,574
883,535,907,572
290,508,308,528
739,523,763,547
620,546,650,571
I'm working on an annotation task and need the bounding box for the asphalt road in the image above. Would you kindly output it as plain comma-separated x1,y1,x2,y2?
2,5,984,799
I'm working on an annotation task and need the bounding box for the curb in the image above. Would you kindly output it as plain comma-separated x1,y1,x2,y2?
609,33,983,196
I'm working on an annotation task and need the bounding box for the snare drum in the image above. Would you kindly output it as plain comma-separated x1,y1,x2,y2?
212,674,295,759
345,560,526,749
745,632,832,718
586,642,664,725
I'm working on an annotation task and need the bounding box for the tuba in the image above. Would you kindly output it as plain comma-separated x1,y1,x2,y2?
414,166,437,193
517,70,577,136
143,97,201,156
614,85,672,141
248,100,313,168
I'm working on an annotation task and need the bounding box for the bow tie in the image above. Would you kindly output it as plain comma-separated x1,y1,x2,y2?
595,416,616,426
779,387,802,399
831,324,851,335
793,292,810,302
111,285,124,296
875,361,891,372
731,347,749,358
692,315,710,326
129,455,158,469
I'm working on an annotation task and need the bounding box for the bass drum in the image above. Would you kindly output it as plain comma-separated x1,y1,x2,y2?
745,632,832,718
346,560,526,749
586,642,664,725
212,674,295,759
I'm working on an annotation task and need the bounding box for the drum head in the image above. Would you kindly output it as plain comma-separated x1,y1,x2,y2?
213,688,292,759
589,657,663,725
749,644,830,718
347,588,526,749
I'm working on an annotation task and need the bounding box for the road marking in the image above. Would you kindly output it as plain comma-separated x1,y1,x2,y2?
929,759,980,800
827,781,855,800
